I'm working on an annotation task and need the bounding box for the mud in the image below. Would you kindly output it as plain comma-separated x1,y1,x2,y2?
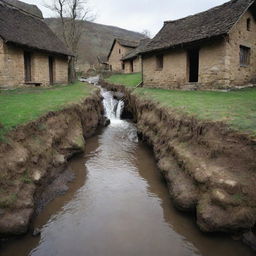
100,81,256,235
0,89,104,237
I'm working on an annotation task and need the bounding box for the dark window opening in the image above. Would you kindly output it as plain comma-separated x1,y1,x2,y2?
247,18,251,31
240,45,250,66
156,54,163,70
119,49,121,54
122,63,125,70
188,49,199,83
24,51,32,82
49,56,55,85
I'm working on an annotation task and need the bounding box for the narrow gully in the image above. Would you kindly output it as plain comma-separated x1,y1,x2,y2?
0,84,255,256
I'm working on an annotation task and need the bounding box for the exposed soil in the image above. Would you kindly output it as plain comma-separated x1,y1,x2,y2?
100,81,256,235
0,89,105,237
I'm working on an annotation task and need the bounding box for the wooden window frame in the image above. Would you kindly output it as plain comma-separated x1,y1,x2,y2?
155,54,163,71
240,45,251,67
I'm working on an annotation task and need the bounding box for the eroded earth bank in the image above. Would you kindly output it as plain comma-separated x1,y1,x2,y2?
101,81,256,241
0,89,104,236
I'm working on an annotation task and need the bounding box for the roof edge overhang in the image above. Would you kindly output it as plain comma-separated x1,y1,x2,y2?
5,40,74,57
140,34,227,56
228,0,256,34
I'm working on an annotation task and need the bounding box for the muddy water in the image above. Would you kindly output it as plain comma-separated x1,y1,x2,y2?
1,120,254,256
1,87,255,255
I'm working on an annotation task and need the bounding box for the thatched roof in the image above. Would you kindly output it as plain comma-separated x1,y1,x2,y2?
107,38,140,59
122,39,151,61
3,0,43,18
142,0,256,54
0,1,72,56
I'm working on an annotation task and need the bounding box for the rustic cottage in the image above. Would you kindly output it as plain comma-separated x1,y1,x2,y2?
0,0,72,88
122,39,151,73
107,38,140,72
141,0,256,89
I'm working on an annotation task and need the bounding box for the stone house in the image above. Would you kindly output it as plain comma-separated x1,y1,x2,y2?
141,0,256,89
122,39,151,73
0,0,72,88
107,38,140,72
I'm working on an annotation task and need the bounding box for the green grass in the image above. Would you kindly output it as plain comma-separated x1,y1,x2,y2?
105,74,256,136
0,82,94,139
106,73,142,87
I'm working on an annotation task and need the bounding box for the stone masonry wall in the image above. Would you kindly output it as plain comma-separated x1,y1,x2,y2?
142,49,187,89
0,39,24,88
227,10,256,85
124,56,141,73
0,41,69,87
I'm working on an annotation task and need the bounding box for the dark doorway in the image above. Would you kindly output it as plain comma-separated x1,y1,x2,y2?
188,49,199,82
24,51,32,82
130,60,134,73
49,56,54,85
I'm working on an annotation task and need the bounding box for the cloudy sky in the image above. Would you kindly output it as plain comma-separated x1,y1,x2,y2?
22,0,229,36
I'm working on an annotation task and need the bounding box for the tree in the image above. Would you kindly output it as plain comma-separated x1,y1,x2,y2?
44,0,95,82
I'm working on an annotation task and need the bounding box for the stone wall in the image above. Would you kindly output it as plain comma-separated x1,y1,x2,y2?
123,57,141,73
0,41,69,88
0,39,24,87
108,41,134,72
227,10,256,85
142,49,187,89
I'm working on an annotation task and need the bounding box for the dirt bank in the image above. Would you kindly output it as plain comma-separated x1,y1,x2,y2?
0,89,105,237
101,81,256,235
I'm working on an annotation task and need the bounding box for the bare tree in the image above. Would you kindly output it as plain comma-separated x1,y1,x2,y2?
44,0,95,82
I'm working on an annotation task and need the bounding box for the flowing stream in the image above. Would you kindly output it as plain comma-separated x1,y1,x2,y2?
1,85,255,256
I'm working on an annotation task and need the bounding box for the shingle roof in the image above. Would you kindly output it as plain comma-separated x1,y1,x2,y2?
0,1,72,56
97,55,108,64
107,38,140,59
142,0,255,54
122,39,151,61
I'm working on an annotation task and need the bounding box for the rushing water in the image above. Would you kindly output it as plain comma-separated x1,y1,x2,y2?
1,87,255,256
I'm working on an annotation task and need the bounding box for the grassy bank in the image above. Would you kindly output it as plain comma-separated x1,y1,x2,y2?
0,82,94,139
106,73,142,87
106,73,256,136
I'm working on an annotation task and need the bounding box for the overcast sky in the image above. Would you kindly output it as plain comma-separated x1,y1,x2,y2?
22,0,229,36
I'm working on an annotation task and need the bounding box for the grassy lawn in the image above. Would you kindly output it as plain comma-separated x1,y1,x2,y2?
106,74,256,136
0,82,94,139
106,73,142,87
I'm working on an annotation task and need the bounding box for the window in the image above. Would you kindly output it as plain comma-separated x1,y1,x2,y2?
122,62,125,70
119,49,121,54
247,18,251,31
240,45,251,66
156,54,163,70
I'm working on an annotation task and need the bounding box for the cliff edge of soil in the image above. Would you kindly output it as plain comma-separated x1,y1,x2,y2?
0,90,104,237
101,81,256,235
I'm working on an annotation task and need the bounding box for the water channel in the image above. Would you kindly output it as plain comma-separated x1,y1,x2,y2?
1,85,255,255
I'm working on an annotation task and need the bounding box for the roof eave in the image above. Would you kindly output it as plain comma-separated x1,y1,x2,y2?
6,40,73,57
141,34,228,56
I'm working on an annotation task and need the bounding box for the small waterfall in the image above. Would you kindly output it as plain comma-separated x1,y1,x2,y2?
101,89,124,121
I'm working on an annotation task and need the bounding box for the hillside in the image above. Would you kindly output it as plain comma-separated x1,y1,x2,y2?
45,18,147,71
